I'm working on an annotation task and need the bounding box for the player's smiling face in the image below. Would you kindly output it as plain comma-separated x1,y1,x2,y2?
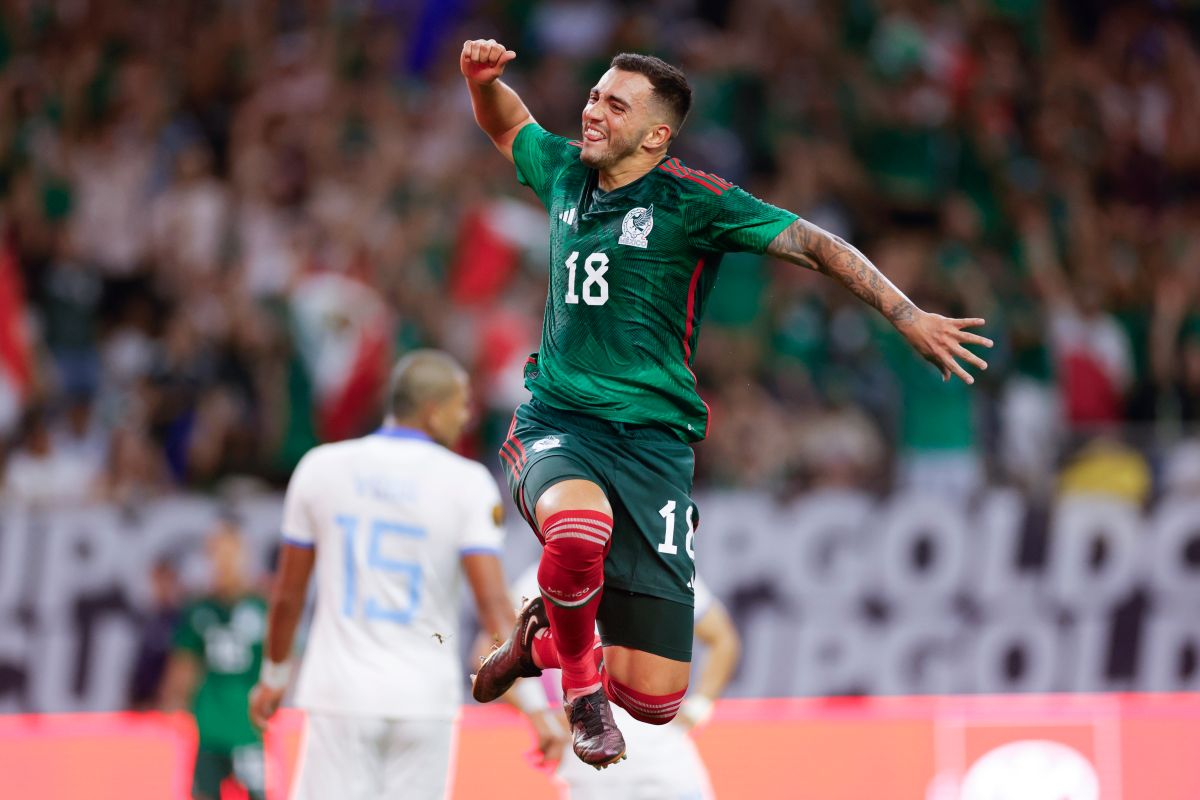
580,68,657,169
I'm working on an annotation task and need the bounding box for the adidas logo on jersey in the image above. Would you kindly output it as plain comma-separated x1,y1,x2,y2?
558,207,577,225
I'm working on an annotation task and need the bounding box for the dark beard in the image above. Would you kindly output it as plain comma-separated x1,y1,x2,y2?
579,134,639,169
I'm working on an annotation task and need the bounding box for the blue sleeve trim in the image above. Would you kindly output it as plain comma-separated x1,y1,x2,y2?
460,547,501,557
281,534,315,550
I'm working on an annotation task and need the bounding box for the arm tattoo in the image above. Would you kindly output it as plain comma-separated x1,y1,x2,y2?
767,219,917,326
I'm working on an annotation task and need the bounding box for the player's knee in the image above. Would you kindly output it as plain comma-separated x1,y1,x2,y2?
537,508,613,603
540,534,604,570
538,538,602,588
535,479,612,526
539,509,613,562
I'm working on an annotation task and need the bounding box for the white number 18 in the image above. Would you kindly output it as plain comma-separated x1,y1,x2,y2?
564,251,610,306
658,500,695,559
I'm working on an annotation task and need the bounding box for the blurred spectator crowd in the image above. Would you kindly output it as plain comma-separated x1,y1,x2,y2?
1,0,1199,509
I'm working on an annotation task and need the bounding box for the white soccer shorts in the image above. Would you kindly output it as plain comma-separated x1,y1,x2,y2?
289,712,458,800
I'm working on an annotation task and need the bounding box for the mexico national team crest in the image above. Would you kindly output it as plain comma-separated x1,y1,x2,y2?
619,205,654,248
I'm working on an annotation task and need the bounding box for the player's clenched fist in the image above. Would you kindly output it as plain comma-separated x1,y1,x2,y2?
461,38,516,85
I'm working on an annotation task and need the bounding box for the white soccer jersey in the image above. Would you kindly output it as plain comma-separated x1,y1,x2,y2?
281,427,505,720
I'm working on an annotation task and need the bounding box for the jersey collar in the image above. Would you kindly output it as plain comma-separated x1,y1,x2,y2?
592,154,672,199
375,425,433,442
578,155,673,226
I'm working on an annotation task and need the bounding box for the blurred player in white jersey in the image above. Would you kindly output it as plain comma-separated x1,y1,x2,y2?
249,350,565,799
510,564,739,800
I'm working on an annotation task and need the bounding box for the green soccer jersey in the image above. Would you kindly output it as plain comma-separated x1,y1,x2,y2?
512,123,797,442
172,594,266,751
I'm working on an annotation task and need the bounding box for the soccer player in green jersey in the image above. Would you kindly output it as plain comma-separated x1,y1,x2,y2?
161,519,268,800
461,39,993,767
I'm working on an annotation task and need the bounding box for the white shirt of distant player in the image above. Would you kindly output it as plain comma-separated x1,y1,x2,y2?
282,427,505,720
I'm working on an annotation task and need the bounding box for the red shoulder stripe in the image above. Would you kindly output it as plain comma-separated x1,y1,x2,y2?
694,169,734,190
658,158,729,195
682,163,733,190
568,141,583,148
659,164,724,194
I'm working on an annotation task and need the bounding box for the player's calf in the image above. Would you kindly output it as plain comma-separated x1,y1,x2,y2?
531,629,603,672
536,509,613,608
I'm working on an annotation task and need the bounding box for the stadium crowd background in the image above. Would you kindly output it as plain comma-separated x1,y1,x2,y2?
1,0,1199,511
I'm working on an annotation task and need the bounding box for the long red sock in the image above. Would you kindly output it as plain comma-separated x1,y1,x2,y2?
536,509,612,701
532,629,603,672
601,669,687,725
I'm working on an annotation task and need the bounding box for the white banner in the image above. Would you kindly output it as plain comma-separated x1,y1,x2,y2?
3,488,1200,712
694,488,1200,697
0,496,284,714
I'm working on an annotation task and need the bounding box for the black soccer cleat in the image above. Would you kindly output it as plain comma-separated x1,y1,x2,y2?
565,688,627,769
472,595,548,703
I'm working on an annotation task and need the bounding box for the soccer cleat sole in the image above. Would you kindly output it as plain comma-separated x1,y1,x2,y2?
591,751,627,771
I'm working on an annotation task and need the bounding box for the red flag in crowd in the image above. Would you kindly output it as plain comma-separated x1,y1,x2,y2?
0,242,32,431
448,198,547,306
290,271,394,442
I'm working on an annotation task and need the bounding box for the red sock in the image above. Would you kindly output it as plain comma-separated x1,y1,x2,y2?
532,628,603,672
601,669,687,725
536,509,612,701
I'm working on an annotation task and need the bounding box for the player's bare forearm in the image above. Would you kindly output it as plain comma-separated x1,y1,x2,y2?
699,638,739,701
468,81,533,153
462,554,517,643
693,603,740,701
461,39,533,162
264,544,314,663
767,218,916,327
767,218,994,383
264,593,304,664
476,593,517,644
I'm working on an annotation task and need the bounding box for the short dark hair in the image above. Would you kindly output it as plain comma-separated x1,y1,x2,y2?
388,349,465,418
610,53,692,136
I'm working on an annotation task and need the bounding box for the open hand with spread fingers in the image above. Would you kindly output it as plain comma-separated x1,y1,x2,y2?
460,38,517,86
898,311,993,384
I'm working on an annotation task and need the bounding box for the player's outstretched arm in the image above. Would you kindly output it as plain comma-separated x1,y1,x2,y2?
249,542,315,729
677,599,740,729
767,219,993,384
463,553,518,644
461,38,534,163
